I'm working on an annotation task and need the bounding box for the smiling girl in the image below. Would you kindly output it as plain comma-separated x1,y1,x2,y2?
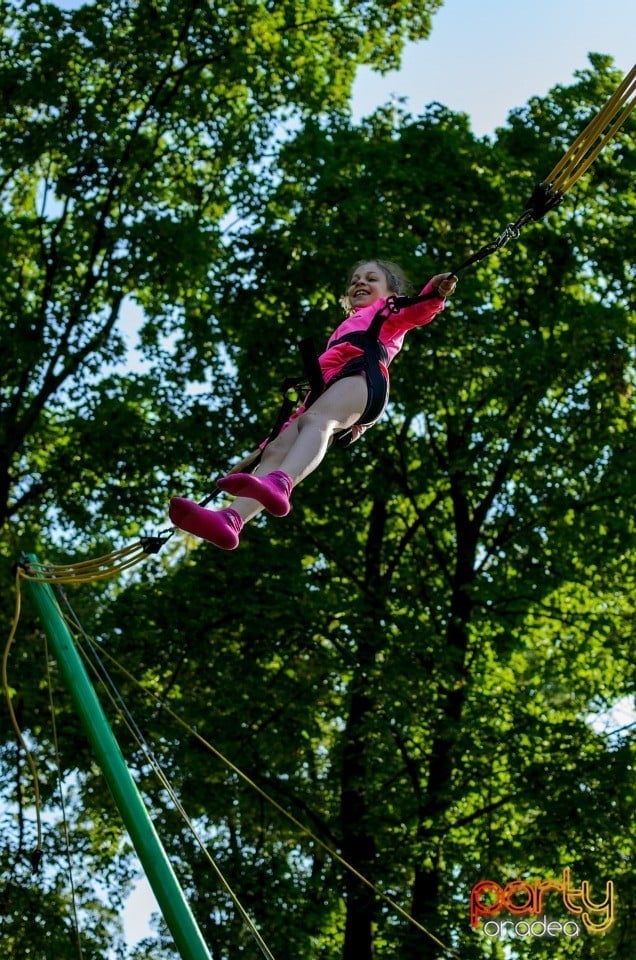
169,260,457,549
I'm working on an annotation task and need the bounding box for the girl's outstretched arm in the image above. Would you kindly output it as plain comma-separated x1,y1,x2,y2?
427,273,458,298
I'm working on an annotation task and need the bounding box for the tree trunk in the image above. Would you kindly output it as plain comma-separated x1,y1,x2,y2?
340,496,388,960
406,456,477,956
340,674,377,960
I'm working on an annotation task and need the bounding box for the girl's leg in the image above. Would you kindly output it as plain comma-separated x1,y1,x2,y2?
276,375,368,482
170,376,367,546
223,376,368,520
219,421,302,523
168,427,302,542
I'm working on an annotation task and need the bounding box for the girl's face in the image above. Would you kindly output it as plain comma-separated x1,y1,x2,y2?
347,261,393,310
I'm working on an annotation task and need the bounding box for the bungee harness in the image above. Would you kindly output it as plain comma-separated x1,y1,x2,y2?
326,330,390,443
230,325,390,465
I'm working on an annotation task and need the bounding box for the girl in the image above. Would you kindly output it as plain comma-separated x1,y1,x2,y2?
169,260,457,549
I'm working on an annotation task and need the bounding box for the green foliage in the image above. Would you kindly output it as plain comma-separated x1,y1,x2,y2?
0,4,634,956
0,0,443,543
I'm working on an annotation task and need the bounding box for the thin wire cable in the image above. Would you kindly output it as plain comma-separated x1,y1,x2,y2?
44,636,85,960
56,589,277,960
16,561,630,957
2,568,43,860
85,634,460,958
18,562,457,956
6,568,275,960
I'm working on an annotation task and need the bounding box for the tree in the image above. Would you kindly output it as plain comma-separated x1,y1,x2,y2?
129,54,631,958
1,1,447,957
1,16,633,958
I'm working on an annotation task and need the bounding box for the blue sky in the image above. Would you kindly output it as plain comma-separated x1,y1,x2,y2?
352,0,634,135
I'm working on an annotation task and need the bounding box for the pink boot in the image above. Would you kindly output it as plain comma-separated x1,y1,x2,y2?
169,498,243,550
216,470,293,517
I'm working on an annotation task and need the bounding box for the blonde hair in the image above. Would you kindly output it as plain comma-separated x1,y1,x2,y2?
342,259,411,314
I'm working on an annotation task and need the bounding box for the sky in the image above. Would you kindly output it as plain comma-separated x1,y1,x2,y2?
43,0,635,953
351,0,634,135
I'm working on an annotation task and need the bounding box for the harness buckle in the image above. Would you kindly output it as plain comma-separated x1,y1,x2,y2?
383,295,402,315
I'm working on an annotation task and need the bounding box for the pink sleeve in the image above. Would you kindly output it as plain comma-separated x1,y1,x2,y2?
379,283,446,362
390,280,446,329
407,279,446,326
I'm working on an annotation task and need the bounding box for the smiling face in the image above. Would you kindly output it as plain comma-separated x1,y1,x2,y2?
346,261,394,310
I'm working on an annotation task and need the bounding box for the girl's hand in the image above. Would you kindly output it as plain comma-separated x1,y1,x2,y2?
431,273,458,298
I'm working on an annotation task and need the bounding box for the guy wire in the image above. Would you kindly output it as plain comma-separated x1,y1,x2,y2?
81,621,460,958
2,567,43,861
55,587,277,960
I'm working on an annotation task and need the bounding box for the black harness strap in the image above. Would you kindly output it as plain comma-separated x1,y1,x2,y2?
367,293,436,339
298,337,325,409
328,331,390,445
264,325,391,450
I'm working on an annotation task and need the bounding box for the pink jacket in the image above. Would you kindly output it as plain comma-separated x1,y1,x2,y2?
318,279,446,385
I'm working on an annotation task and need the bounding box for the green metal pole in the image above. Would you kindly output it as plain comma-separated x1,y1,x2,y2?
22,554,213,960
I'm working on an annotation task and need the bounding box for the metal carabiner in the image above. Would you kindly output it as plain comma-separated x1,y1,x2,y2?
496,222,521,249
